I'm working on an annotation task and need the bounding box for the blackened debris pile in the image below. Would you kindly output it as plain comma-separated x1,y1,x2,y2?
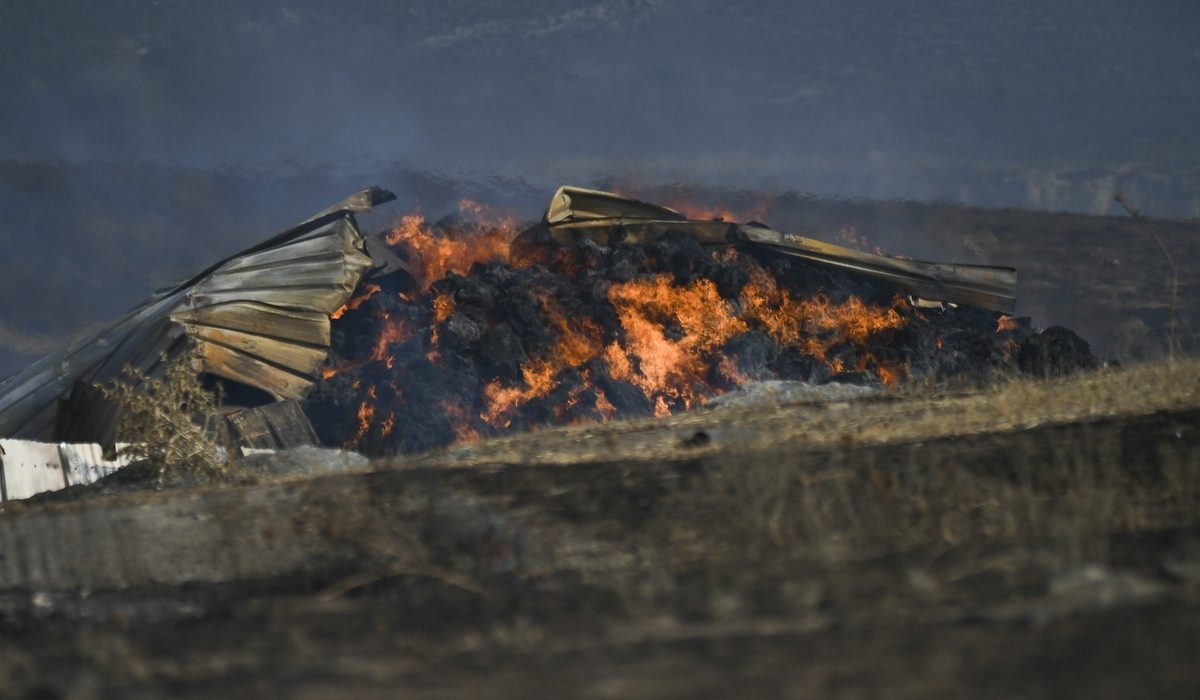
302,206,1096,457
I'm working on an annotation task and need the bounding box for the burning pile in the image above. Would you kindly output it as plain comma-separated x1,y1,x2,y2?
303,199,1095,456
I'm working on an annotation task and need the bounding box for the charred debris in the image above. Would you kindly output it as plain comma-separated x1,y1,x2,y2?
0,186,1095,462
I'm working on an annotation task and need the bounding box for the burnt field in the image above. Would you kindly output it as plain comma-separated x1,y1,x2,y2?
0,194,1199,698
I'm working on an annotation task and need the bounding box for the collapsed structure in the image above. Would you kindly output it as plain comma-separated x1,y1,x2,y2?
518,187,1016,313
0,185,1065,499
0,188,404,498
0,187,400,443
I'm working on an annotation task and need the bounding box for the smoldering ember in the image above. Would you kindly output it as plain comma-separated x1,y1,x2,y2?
0,186,1097,496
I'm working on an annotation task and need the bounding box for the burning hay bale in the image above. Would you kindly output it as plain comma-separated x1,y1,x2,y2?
0,184,1098,477
304,188,1097,457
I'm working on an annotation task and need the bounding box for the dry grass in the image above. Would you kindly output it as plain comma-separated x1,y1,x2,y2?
720,430,1200,560
422,358,1200,470
698,365,1200,601
99,355,228,483
408,358,1200,614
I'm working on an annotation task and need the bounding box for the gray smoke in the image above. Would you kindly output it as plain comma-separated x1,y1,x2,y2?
1,0,1198,377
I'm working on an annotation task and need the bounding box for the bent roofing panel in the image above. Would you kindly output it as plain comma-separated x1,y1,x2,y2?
0,439,66,501
0,293,187,438
545,186,686,224
188,325,328,376
171,303,331,348
526,187,1018,314
0,187,397,441
193,342,312,401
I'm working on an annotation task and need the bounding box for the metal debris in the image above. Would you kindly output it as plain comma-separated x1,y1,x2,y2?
225,400,319,455
515,186,1017,313
0,187,403,445
0,439,133,501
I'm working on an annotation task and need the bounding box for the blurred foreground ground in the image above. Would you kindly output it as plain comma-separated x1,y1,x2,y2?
0,357,1199,698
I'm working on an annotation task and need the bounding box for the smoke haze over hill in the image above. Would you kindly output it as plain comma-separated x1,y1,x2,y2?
0,0,1197,377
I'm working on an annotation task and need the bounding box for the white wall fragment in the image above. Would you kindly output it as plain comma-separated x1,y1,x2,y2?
0,440,133,502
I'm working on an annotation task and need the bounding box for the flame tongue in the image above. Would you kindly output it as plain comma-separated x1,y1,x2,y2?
309,200,1037,457
385,200,516,289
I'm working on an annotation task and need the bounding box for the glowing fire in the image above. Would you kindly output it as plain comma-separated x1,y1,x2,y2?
332,283,381,320
369,314,413,368
326,194,1007,453
385,200,518,288
483,360,558,427
440,400,482,443
473,253,908,428
606,276,746,410
347,385,376,448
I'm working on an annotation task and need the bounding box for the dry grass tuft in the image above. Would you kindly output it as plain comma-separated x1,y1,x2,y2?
99,355,228,483
716,394,1200,578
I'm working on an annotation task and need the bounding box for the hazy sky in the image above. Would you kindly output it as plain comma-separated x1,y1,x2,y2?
3,1,1198,202
0,0,1197,375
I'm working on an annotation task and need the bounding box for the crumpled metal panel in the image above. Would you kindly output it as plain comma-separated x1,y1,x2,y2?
545,185,686,224
170,303,330,348
0,187,401,442
518,187,1018,314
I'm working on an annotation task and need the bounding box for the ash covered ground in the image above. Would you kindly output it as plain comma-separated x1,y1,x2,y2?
304,208,1095,457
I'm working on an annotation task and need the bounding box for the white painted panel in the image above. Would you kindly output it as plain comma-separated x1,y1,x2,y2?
0,440,136,500
61,443,133,487
0,439,66,501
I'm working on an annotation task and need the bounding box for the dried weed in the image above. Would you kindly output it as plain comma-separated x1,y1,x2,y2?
99,355,228,483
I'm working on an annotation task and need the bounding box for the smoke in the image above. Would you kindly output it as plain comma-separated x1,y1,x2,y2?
0,0,1198,377
1,1,1197,188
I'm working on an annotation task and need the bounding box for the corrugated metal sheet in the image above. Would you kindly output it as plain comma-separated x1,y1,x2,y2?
519,186,1018,314
0,187,401,443
60,443,134,490
0,440,132,501
0,440,64,500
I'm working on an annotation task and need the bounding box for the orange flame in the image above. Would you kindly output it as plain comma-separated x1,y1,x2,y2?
347,385,377,448
385,200,518,289
339,199,919,449
472,249,909,429
369,313,414,366
533,291,606,367
332,283,381,320
432,292,456,324
1002,337,1021,362
607,276,747,409
594,388,617,421
440,401,482,443
482,360,558,427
